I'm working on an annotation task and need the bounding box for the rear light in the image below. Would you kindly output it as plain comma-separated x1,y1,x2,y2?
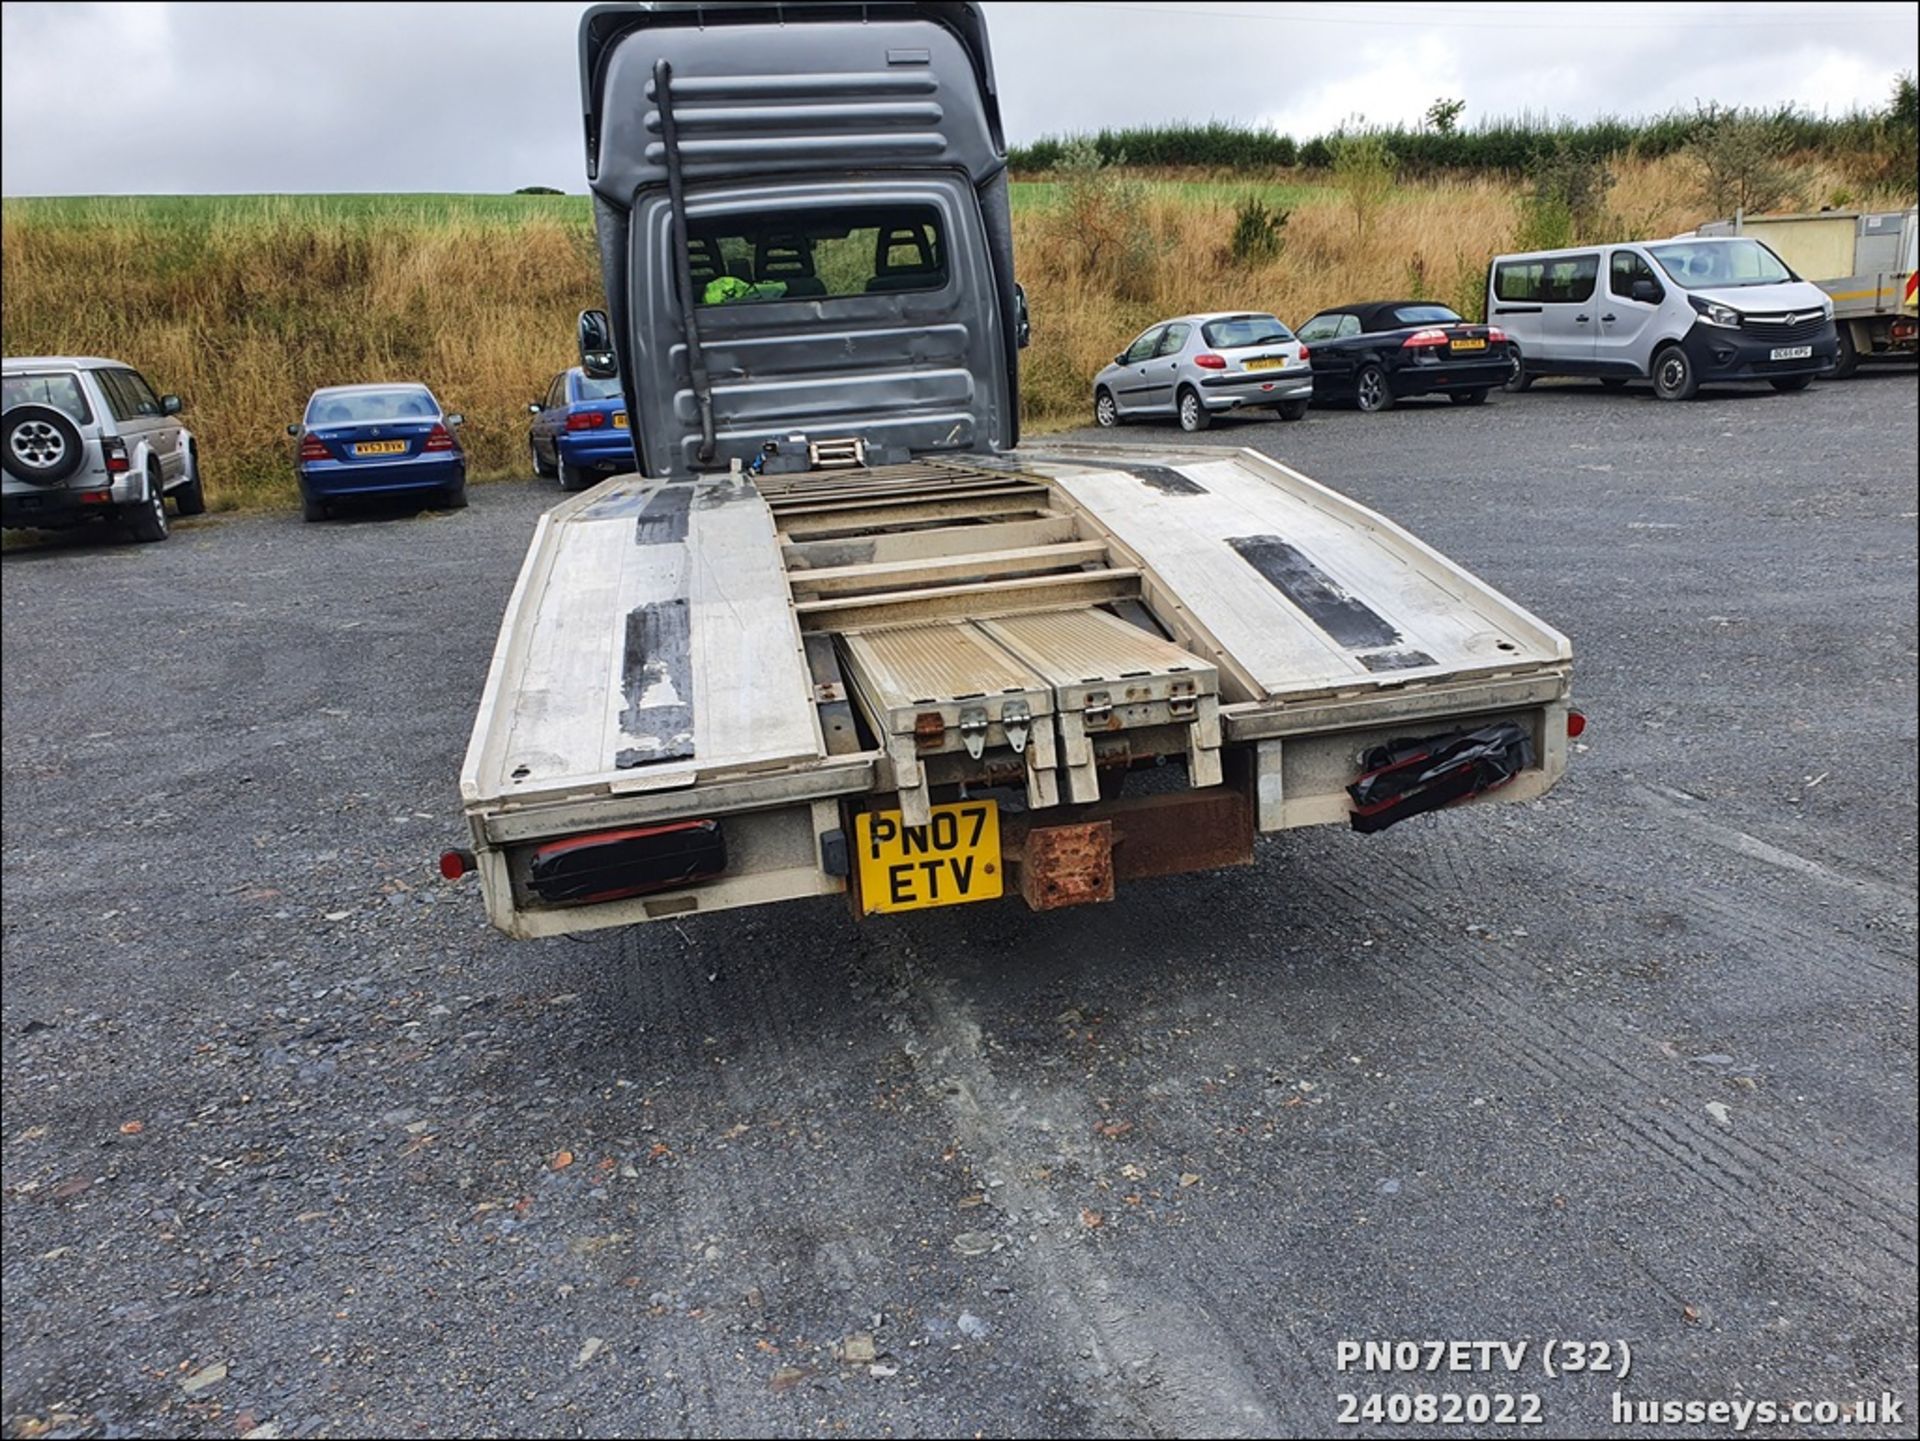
527,820,726,906
1567,709,1587,738
424,423,457,452
1402,329,1449,349
439,848,477,880
1487,326,1508,344
103,437,130,473
1193,354,1227,370
566,411,607,431
1297,345,1310,361
298,434,329,463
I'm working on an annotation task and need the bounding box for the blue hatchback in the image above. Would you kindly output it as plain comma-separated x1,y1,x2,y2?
290,384,466,523
527,368,635,491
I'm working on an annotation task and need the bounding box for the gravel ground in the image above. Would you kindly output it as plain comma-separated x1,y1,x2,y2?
3,373,1915,1440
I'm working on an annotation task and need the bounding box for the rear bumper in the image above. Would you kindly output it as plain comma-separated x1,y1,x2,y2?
1198,371,1314,409
2,479,135,528
1684,320,1839,380
300,456,465,497
553,432,637,470
1392,355,1513,396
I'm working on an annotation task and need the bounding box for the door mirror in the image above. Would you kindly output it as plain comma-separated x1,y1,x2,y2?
160,394,182,415
528,402,543,414
578,309,617,377
1114,353,1128,366
1631,278,1660,303
1014,283,1032,349
286,422,300,437
445,413,464,428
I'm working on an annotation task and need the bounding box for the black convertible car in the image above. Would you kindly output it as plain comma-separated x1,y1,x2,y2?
1295,300,1515,413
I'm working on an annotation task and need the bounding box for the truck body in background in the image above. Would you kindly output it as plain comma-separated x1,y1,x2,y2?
1698,208,1919,375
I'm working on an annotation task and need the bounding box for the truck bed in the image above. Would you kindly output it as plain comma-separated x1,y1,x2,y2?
460,446,1572,935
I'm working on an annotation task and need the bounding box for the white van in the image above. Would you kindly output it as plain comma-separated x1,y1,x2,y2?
1488,237,1838,399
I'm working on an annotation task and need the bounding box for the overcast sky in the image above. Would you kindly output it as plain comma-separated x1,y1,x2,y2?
2,1,1915,195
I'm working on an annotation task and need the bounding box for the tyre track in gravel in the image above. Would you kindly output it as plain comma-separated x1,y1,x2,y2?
849,923,1293,1440
1309,849,1917,1298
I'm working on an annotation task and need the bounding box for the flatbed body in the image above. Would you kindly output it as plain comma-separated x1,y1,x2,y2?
460,445,1573,937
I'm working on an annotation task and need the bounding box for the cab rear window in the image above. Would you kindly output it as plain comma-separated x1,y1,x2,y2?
688,206,947,305
3,372,92,425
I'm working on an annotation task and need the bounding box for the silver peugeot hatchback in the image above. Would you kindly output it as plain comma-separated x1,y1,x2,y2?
1092,312,1313,431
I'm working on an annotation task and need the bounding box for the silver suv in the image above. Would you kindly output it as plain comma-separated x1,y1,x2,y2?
3,356,203,542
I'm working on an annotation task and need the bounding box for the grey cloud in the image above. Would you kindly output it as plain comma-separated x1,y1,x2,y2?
2,0,1913,195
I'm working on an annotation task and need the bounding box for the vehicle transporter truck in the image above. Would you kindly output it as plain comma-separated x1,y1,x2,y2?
451,0,1579,938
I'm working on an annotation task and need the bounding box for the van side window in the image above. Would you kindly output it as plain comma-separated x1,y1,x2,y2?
1496,254,1599,304
1609,250,1663,301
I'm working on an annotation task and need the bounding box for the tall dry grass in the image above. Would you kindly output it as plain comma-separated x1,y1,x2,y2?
2,152,1908,506
1,200,598,508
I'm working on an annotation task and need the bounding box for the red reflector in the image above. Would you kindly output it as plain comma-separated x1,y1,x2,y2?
566,411,607,431
298,434,329,462
1402,328,1449,349
1193,353,1227,370
1567,709,1587,738
439,848,476,880
424,423,456,452
80,490,112,504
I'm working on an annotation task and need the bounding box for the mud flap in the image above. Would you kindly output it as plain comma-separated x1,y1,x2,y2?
1346,721,1535,834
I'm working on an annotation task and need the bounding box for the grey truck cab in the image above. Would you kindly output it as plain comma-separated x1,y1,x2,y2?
1490,237,1838,399
578,0,1023,476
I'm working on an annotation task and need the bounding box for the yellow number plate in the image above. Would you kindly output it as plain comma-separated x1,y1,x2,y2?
855,800,1001,914
1450,338,1488,351
613,412,628,428
1242,357,1286,371
353,440,408,456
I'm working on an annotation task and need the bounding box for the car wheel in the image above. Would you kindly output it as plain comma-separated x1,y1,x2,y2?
1652,344,1698,401
1354,363,1394,413
1769,375,1813,393
1094,389,1119,428
124,467,170,543
3,404,85,484
1600,377,1629,390
1502,350,1532,393
1831,325,1858,379
301,488,329,523
1176,388,1211,432
1449,388,1489,406
1276,398,1309,422
530,438,556,479
557,456,596,492
173,443,207,515
442,481,470,509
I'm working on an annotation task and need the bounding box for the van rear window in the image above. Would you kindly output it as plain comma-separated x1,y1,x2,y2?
1495,254,1599,304
3,372,92,425
687,206,947,306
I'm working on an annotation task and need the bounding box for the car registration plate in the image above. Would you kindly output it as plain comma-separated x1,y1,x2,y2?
855,800,1001,914
1242,357,1286,372
1770,345,1812,361
613,412,628,428
354,440,408,456
1450,338,1488,351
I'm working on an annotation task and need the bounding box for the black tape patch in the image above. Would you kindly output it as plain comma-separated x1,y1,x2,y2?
615,599,695,768
576,488,653,520
1359,648,1438,673
1227,535,1402,649
634,485,691,546
693,481,758,510
1128,464,1207,495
